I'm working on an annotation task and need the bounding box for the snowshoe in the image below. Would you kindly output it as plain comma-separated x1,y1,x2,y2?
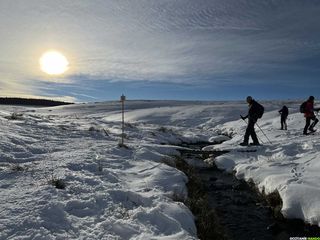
239,142,248,146
309,128,317,133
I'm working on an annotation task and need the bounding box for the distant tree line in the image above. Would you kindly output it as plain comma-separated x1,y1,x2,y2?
0,97,74,106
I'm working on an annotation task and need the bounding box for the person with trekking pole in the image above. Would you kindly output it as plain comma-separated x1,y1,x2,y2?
279,105,289,130
240,96,264,146
301,96,320,135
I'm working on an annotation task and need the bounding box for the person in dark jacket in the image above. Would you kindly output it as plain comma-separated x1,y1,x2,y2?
303,96,319,135
240,96,261,146
279,105,288,130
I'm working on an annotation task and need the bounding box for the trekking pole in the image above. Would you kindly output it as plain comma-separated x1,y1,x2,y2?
256,122,272,144
241,117,265,144
120,94,126,146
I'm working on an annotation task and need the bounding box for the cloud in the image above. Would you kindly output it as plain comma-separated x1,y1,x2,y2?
65,0,320,84
0,77,76,102
1,0,320,97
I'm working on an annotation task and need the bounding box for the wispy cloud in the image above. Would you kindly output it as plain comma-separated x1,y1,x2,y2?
0,0,320,100
66,0,320,82
0,78,75,102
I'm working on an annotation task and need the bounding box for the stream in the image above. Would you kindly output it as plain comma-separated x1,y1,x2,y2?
180,143,320,240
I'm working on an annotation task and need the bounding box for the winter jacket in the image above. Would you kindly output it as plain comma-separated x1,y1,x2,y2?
246,100,261,121
304,101,315,118
279,106,288,117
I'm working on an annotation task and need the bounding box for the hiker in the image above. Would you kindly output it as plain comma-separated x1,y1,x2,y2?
240,96,264,146
279,105,288,130
302,96,320,135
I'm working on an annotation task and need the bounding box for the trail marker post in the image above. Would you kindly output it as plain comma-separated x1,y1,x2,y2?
120,94,126,146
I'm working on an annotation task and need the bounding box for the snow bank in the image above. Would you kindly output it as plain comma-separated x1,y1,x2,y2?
0,102,202,240
209,102,320,227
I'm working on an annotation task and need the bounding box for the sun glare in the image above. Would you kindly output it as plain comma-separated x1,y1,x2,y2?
40,51,69,75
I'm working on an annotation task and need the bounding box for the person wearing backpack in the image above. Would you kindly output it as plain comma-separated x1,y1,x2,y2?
302,96,320,135
279,105,289,130
240,96,264,146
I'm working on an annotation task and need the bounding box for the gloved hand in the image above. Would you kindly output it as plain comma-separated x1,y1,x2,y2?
240,115,245,120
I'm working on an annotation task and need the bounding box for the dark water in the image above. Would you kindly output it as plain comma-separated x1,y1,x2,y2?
199,166,275,239
181,144,320,240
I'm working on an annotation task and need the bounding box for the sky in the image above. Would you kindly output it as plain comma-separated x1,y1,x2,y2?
0,0,320,102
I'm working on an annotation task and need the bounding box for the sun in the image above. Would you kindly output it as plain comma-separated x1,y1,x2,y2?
39,50,69,75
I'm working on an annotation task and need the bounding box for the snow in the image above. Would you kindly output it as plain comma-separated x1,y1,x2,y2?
0,100,320,239
204,101,320,227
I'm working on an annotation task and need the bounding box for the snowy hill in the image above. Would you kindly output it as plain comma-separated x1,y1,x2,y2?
205,104,320,227
0,100,318,239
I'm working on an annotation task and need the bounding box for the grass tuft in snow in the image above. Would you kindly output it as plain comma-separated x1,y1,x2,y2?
265,190,283,220
248,180,284,220
173,157,229,240
157,126,175,134
50,178,66,190
10,163,25,172
5,112,24,120
118,142,130,149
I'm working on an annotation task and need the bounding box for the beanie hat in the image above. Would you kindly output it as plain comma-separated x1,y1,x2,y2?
309,96,315,101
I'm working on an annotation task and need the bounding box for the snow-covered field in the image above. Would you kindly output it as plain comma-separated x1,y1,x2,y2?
0,100,319,239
